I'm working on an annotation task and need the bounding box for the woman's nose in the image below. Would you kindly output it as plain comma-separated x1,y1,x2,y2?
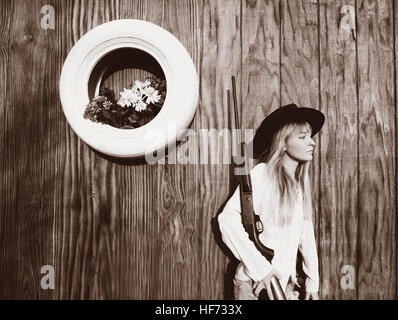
309,138,315,146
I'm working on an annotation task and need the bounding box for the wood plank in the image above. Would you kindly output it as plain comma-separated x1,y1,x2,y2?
318,0,358,300
0,0,10,129
0,0,12,299
1,0,62,298
280,0,321,296
53,0,121,299
199,0,242,299
395,0,398,301
111,0,163,299
242,0,280,130
281,0,319,109
156,0,203,299
357,0,396,299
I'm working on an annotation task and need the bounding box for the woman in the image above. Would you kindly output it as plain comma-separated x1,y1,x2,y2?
218,104,325,300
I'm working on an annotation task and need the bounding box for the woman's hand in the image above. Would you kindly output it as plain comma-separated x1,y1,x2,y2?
253,268,282,300
305,292,319,300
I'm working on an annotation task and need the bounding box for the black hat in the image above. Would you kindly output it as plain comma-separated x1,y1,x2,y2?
250,104,325,158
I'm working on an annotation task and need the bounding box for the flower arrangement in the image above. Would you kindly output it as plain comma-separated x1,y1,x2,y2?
83,75,167,129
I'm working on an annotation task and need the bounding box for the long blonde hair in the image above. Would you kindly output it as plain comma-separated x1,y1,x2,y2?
253,121,314,227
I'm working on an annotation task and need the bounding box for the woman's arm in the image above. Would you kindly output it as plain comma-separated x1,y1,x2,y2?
218,185,273,282
298,218,320,294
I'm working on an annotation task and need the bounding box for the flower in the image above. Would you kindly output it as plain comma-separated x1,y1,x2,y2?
84,75,166,130
103,100,113,110
93,96,107,104
135,100,148,112
118,88,140,107
146,90,161,104
134,79,151,90
142,85,156,97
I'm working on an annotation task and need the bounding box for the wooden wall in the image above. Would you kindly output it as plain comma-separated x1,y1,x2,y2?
0,0,396,299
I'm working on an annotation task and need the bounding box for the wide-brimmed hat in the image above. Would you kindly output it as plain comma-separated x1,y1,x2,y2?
250,104,325,158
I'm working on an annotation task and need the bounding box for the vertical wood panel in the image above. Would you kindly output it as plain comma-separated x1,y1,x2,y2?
40,0,66,299
357,0,396,299
156,0,203,299
281,0,319,109
0,0,12,299
200,0,241,299
319,0,358,300
53,0,121,299
0,0,10,149
241,0,280,131
110,0,162,300
81,0,120,299
395,0,398,301
2,0,60,298
280,0,321,294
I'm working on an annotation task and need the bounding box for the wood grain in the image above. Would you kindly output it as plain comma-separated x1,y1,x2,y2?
318,0,358,300
242,0,280,130
0,0,12,299
357,0,396,299
280,0,322,295
395,0,398,301
156,0,204,299
199,0,242,299
108,0,163,300
1,0,62,299
52,0,122,299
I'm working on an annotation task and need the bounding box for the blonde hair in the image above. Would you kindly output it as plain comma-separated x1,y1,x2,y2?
253,121,314,226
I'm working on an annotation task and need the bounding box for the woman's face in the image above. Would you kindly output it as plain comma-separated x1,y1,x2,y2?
284,125,316,162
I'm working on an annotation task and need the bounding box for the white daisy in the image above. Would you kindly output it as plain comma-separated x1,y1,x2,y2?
142,85,156,97
118,88,140,107
135,100,148,112
146,90,162,104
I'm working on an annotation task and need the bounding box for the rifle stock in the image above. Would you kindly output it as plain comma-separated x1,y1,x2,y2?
239,178,274,261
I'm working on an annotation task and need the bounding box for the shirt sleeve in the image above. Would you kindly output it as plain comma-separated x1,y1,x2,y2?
218,184,273,282
298,218,319,293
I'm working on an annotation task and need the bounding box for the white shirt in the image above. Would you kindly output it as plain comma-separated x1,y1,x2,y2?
218,163,319,293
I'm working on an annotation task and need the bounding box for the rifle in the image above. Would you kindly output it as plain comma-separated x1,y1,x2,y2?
229,76,286,300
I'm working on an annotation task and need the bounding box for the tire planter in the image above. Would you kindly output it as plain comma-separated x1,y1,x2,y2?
59,19,199,158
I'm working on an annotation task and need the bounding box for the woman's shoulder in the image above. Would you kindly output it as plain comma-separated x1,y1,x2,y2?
249,162,267,184
250,162,267,175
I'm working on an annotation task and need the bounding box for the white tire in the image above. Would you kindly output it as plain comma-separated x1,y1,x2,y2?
59,19,199,158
